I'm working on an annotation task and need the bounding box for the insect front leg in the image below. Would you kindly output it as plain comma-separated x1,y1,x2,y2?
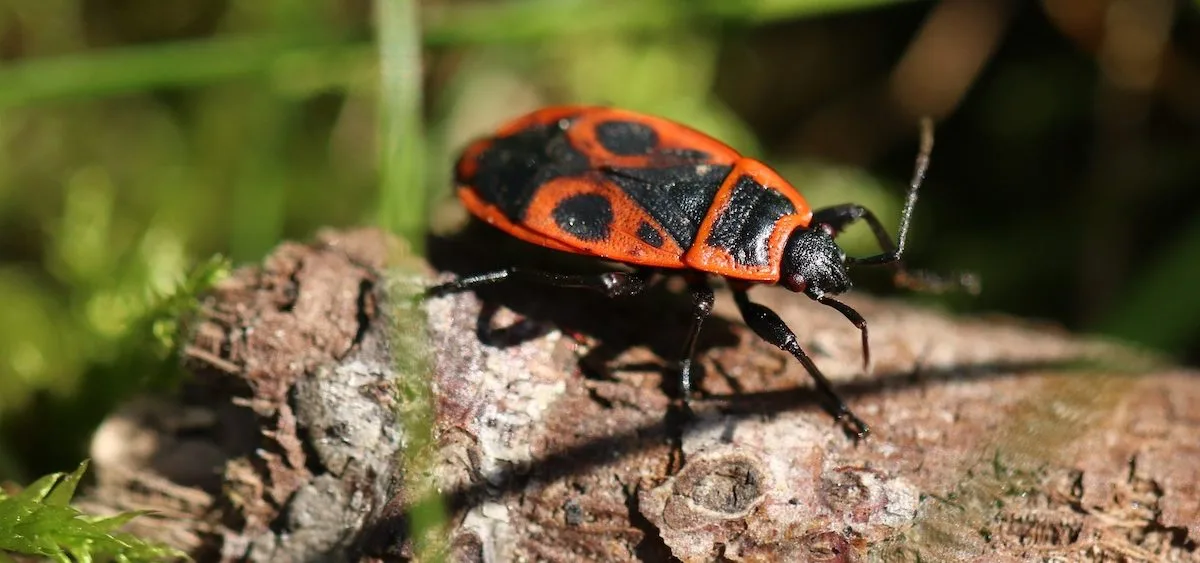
731,288,869,439
813,203,979,295
813,294,870,370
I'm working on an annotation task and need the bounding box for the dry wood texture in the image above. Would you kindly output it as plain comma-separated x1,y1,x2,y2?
80,228,1199,562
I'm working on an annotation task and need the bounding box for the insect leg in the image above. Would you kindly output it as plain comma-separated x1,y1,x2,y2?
814,118,978,294
814,295,869,370
813,203,896,257
814,202,979,294
676,277,715,400
425,268,651,299
732,288,869,439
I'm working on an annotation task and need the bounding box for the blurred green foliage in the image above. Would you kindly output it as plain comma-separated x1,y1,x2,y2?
0,0,1198,485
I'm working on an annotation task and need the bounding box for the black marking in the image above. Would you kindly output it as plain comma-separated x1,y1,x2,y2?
604,164,731,250
463,116,590,221
552,193,613,242
706,175,796,267
636,221,664,248
462,113,726,248
595,120,660,156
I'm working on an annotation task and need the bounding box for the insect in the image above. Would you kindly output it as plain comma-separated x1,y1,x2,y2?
427,106,972,438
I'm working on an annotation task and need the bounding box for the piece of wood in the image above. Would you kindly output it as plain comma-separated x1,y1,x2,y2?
80,228,1200,562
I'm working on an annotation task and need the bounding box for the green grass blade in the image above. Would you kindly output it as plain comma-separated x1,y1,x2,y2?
422,0,918,45
0,0,919,109
375,0,427,249
0,34,338,109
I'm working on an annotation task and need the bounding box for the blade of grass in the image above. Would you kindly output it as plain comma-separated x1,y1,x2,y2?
377,2,446,556
422,0,918,46
376,0,427,249
420,0,686,46
0,0,920,108
719,0,919,22
0,34,363,109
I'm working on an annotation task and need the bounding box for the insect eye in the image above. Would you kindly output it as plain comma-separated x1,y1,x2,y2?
784,273,807,293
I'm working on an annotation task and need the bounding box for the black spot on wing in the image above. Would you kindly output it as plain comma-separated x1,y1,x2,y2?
603,164,731,250
552,193,613,242
462,117,589,221
595,120,659,155
636,221,664,248
705,175,796,267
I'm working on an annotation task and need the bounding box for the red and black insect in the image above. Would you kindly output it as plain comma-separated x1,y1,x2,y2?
427,106,969,438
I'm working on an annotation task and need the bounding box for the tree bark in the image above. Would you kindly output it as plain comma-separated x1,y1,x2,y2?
80,228,1200,562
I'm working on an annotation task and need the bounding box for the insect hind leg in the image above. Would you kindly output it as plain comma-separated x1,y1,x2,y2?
676,276,715,400
425,267,652,299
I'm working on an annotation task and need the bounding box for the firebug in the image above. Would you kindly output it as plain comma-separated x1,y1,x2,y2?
427,106,974,438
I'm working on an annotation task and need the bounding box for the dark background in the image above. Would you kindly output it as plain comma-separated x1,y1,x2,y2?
1,0,1197,481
